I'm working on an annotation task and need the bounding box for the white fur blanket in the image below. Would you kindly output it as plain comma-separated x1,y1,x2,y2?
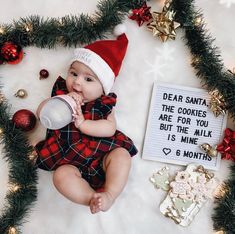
0,0,234,233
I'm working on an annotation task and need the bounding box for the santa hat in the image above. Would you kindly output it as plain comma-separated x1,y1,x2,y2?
71,24,128,94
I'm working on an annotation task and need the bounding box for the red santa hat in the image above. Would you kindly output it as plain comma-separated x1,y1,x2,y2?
71,24,128,94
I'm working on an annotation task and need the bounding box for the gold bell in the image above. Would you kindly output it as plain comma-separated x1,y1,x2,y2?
200,143,218,157
14,89,28,98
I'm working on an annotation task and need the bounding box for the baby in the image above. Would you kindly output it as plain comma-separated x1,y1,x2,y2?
35,28,138,214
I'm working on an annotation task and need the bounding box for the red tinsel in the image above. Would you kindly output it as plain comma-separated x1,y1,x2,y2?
217,128,235,161
129,2,152,26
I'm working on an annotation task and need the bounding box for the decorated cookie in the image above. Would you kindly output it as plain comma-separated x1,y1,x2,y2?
149,166,170,191
159,164,218,226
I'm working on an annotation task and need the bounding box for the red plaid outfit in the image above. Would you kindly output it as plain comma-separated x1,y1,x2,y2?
35,77,138,189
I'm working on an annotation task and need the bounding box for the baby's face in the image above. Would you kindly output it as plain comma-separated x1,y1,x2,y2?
66,61,104,102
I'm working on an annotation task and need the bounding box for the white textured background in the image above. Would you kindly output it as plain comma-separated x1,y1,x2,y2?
0,0,234,233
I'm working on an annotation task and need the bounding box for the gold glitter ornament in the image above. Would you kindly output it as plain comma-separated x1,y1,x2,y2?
200,143,218,157
147,9,180,42
14,89,28,98
209,89,226,117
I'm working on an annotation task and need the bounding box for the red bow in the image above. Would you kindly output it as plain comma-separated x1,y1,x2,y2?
217,128,235,161
129,2,152,26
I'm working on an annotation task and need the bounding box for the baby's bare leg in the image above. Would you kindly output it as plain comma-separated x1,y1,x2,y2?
53,164,95,206
90,148,131,213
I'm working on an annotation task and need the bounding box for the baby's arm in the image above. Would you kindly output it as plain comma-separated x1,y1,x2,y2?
74,106,116,137
80,110,116,137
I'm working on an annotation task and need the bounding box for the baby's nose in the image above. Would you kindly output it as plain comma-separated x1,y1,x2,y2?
74,75,83,84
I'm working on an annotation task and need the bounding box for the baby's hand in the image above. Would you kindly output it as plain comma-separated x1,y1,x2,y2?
72,104,85,129
67,92,84,106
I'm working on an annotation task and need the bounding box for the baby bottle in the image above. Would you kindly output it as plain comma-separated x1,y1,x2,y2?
39,95,77,130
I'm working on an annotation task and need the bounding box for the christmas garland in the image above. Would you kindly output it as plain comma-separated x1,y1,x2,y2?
0,0,145,233
1,0,234,233
170,0,235,233
0,0,144,49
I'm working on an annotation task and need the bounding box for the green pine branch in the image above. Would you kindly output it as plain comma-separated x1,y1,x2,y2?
0,98,38,234
0,0,146,48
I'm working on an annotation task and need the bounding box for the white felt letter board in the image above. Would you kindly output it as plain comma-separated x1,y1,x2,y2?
142,82,227,170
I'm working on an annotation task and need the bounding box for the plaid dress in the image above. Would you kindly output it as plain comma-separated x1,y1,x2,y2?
35,77,138,189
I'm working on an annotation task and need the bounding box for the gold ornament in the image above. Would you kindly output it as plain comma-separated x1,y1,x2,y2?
8,227,18,234
14,89,28,98
209,89,227,117
147,9,180,42
200,143,218,157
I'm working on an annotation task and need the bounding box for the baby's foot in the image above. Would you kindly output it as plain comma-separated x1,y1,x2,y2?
89,192,115,214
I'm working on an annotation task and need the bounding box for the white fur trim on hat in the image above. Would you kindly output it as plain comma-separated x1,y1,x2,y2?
113,24,126,37
71,48,115,94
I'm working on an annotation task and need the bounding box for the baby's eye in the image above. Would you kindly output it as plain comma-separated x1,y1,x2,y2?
70,71,77,77
85,77,93,82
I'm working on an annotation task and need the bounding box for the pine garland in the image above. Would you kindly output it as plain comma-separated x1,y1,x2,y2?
1,0,234,233
0,0,145,233
171,0,235,233
0,97,38,234
0,0,145,48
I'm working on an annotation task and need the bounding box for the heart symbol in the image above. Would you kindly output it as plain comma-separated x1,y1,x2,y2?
163,148,171,155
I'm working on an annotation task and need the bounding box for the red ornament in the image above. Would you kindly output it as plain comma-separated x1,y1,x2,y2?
12,109,37,132
216,128,235,161
129,2,152,26
39,69,49,79
1,42,23,64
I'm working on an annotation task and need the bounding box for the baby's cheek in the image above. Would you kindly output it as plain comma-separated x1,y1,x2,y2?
66,81,73,92
66,76,73,91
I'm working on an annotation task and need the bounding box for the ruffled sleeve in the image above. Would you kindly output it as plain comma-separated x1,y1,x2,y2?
83,93,117,120
51,76,68,97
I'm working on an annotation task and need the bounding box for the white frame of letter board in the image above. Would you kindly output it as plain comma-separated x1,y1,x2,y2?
142,82,227,170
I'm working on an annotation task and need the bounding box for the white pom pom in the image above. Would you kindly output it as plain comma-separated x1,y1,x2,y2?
113,24,126,36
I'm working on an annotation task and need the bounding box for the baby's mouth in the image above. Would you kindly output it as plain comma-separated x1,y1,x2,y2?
72,89,87,102
73,88,82,95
